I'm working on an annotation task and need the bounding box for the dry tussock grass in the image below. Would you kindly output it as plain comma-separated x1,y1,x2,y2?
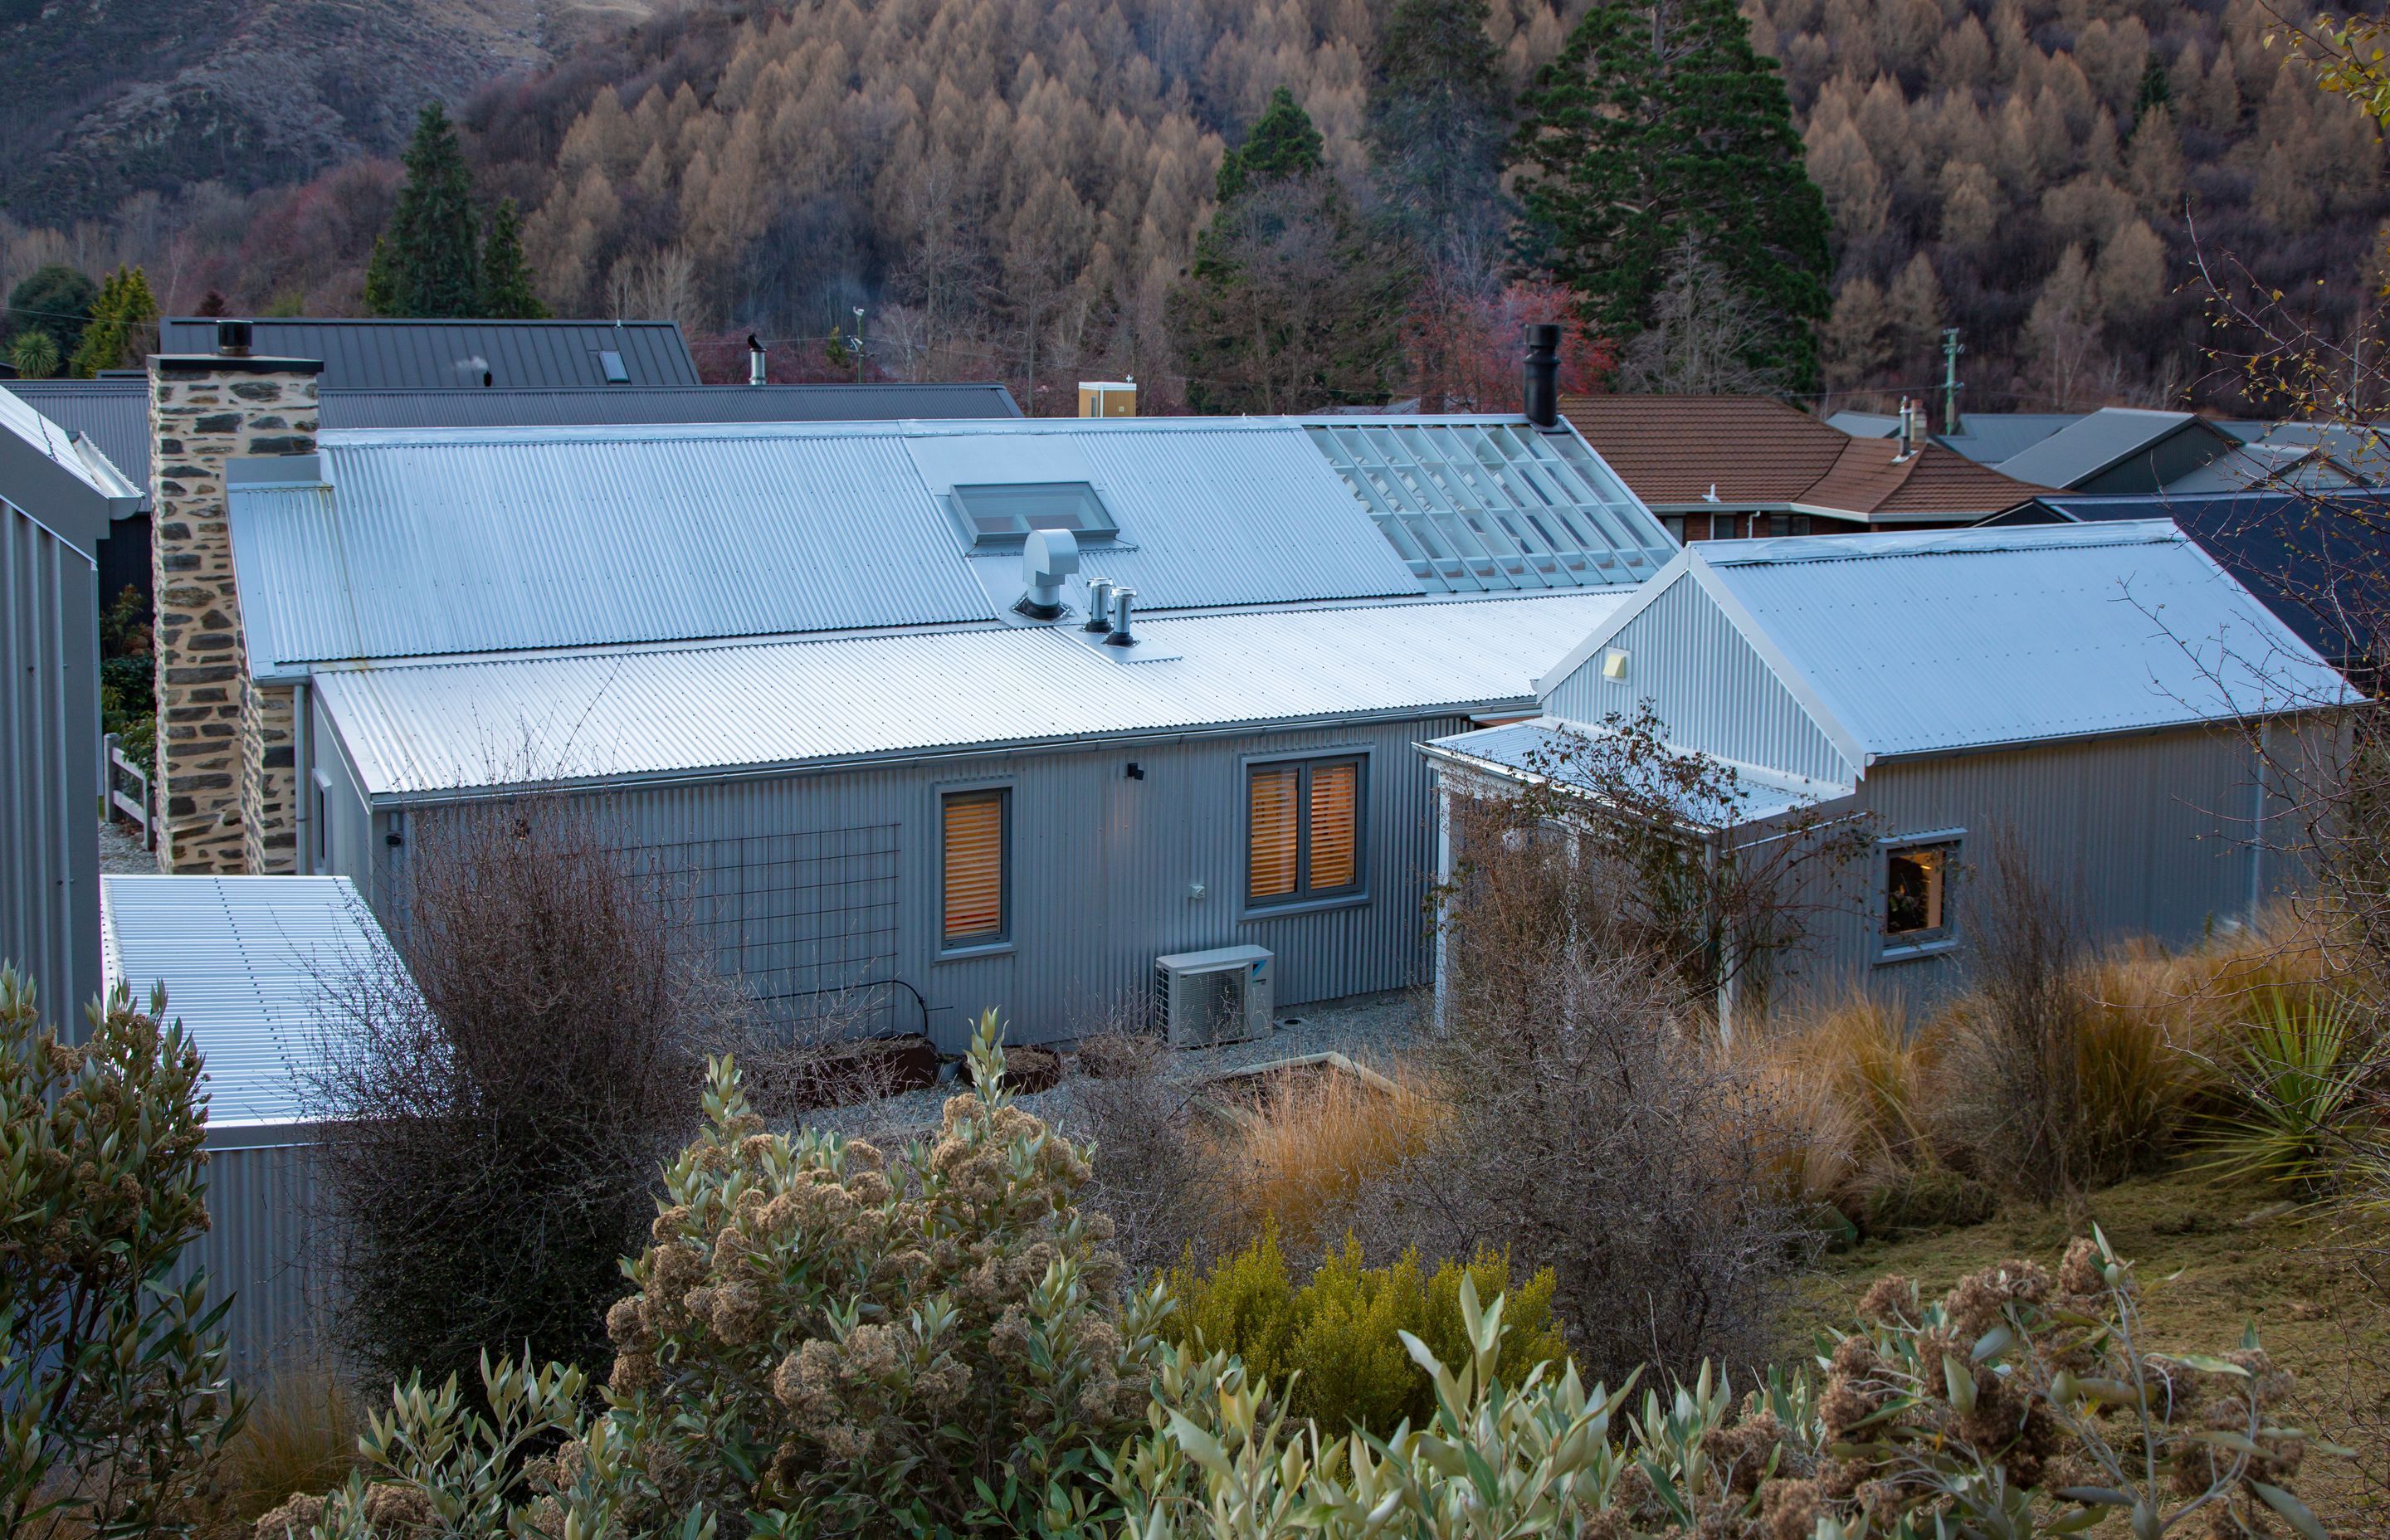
1747,914,2335,1211
217,1362,362,1528
1208,1058,1447,1246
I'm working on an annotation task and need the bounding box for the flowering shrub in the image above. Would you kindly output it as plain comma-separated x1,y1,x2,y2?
591,1010,1165,1537
0,970,241,1537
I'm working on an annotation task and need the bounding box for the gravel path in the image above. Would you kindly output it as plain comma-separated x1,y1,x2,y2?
98,818,157,874
802,987,1427,1139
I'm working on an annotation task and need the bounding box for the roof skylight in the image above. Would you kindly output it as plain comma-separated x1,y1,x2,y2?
949,480,1121,549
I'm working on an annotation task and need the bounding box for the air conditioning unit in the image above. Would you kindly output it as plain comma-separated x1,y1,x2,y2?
1154,944,1273,1049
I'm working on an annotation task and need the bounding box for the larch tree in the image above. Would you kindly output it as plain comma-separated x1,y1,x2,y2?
1169,89,1410,414
479,198,548,319
364,102,484,319
1513,0,1832,391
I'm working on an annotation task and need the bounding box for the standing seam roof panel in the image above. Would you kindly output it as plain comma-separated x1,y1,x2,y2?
157,319,700,389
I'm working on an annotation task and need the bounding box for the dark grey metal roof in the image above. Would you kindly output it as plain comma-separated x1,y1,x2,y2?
2,379,151,510
320,381,1021,428
156,318,700,389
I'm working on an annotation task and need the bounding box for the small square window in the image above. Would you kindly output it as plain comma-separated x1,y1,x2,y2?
1884,839,1959,948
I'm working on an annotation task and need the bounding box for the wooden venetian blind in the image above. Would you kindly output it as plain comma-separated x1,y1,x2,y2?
1307,762,1358,892
943,791,1006,944
1247,766,1300,901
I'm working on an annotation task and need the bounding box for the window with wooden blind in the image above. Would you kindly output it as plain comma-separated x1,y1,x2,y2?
941,788,1008,947
1246,757,1364,907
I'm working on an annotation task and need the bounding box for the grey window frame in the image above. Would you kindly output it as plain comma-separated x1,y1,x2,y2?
1241,751,1369,919
1876,830,1964,963
937,782,1014,958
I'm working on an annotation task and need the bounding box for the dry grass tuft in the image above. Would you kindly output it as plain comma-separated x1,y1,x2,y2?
1211,1058,1446,1246
216,1363,363,1528
1744,991,1934,1207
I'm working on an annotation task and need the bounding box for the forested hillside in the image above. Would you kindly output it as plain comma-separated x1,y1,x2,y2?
2,0,2379,412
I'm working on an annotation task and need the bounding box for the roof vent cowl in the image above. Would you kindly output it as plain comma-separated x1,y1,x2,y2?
1017,528,1080,621
216,319,253,358
1523,324,1561,431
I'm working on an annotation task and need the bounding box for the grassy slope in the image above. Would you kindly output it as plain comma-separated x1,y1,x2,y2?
1778,1167,2389,1532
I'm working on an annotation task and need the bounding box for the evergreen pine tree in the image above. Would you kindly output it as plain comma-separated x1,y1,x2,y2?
479,198,549,319
68,266,159,378
1513,0,1832,391
1171,90,1408,413
2133,58,2173,129
1214,88,1328,202
1368,0,1510,265
367,103,484,318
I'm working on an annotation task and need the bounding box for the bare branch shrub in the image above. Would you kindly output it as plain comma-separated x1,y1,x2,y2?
306,797,736,1388
1358,794,1815,1389
1934,831,2091,1205
1456,705,1875,1019
1052,996,1227,1278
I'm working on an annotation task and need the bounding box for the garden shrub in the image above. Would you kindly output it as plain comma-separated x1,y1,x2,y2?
1167,1226,1568,1436
0,969,241,1536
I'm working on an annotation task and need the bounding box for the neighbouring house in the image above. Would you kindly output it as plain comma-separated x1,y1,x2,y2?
222,395,1671,1051
130,319,1024,873
1563,394,2049,542
5,377,153,606
1989,490,2390,676
1,385,142,1015
102,873,412,1373
154,316,704,389
1827,408,2082,467
1422,522,2354,1020
1838,405,2246,494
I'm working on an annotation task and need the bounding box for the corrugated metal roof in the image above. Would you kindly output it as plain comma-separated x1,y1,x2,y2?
313,592,1627,797
2,379,150,509
0,383,139,546
232,416,1658,672
1694,522,2354,758
100,876,404,1128
1833,411,2082,467
1424,719,1835,826
321,381,1021,427
232,428,1001,671
1993,408,2209,488
158,318,700,389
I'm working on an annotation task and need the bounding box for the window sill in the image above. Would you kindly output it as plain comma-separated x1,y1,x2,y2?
936,940,1015,963
1875,937,1958,966
1240,891,1370,923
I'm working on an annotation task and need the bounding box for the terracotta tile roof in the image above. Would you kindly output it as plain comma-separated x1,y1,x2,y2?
1559,393,2051,521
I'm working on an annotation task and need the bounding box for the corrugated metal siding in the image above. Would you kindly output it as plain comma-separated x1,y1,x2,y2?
311,594,1624,795
1545,573,1854,785
1783,729,2268,1011
159,319,700,389
179,1138,329,1377
1704,524,2352,758
357,715,1463,1054
236,432,995,670
1,495,102,1017
322,383,1021,427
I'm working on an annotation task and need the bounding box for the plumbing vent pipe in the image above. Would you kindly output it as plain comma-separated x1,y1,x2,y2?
748,334,767,386
1084,578,1115,633
1523,323,1560,431
1104,587,1139,646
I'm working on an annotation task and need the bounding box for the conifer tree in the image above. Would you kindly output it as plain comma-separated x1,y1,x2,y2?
1214,88,1327,202
67,266,159,378
479,197,549,319
1512,0,1831,391
1368,0,1510,267
1170,90,1408,413
365,103,484,318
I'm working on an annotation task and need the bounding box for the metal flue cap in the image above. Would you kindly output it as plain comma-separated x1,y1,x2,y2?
217,319,253,357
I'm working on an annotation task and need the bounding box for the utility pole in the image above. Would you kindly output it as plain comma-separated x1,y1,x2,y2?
1940,328,1965,436
851,307,866,384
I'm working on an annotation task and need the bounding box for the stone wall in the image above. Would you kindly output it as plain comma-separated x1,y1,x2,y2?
241,680,298,874
148,358,320,874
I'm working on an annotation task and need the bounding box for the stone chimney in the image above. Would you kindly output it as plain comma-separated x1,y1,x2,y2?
148,322,322,874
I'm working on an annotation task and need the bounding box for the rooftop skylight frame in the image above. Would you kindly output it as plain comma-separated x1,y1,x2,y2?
946,480,1122,550
1307,421,1669,593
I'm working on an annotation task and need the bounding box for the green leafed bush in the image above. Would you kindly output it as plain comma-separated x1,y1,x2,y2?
1167,1225,1569,1436
2199,988,2383,1192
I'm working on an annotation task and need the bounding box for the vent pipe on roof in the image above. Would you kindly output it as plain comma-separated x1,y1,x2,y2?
1104,587,1139,646
1523,323,1561,431
1084,578,1115,634
748,334,767,386
216,319,252,358
1017,528,1080,620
